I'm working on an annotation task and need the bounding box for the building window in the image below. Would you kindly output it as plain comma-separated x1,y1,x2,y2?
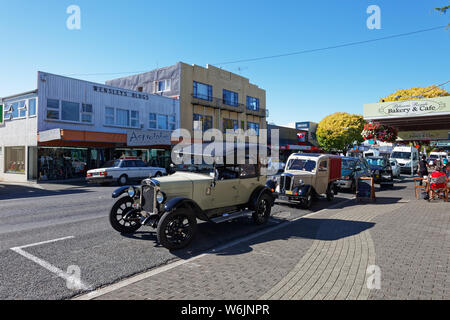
157,80,171,92
193,81,212,101
29,98,37,116
61,101,80,122
157,114,168,130
149,113,157,129
247,122,260,136
4,147,25,174
169,115,176,130
116,109,130,127
223,89,238,106
81,104,93,123
131,110,139,128
193,114,213,131
105,107,115,125
246,96,260,111
46,99,60,120
223,118,239,132
18,101,27,118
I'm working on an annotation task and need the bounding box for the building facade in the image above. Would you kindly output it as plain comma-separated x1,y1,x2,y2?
106,62,267,141
0,72,180,182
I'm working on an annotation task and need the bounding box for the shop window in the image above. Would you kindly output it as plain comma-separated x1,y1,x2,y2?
61,101,80,122
47,99,60,120
223,89,238,107
38,147,88,181
223,118,238,132
193,81,212,101
116,109,130,127
4,147,25,174
246,96,260,111
149,113,157,129
131,110,139,128
29,98,37,116
157,114,168,130
81,104,93,123
105,107,115,125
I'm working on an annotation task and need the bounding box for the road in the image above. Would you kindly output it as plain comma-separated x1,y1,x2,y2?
0,182,354,300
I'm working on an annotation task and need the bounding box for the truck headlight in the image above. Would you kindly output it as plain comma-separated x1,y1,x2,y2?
128,186,136,198
298,179,305,186
156,191,166,204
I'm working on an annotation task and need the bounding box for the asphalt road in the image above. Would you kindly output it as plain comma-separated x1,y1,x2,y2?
0,181,355,300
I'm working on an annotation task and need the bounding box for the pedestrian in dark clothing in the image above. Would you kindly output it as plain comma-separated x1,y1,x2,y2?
418,155,429,186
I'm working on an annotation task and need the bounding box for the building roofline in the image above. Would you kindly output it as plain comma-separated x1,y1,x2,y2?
1,89,38,101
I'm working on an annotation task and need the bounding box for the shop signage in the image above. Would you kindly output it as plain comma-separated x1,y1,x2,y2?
39,129,62,142
378,100,445,117
93,85,149,101
397,129,449,141
127,130,171,147
296,122,310,130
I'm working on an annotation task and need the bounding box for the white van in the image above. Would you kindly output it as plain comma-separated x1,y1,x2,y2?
363,149,380,158
390,146,419,174
428,152,448,166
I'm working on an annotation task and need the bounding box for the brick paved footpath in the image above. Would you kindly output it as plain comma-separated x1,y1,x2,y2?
78,179,450,300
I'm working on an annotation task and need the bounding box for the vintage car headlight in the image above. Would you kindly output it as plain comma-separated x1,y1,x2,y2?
156,191,166,204
128,186,136,198
297,179,305,186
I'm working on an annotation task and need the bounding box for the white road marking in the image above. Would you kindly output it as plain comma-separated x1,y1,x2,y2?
74,197,356,300
10,236,91,291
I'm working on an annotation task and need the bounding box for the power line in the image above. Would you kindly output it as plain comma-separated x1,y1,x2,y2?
214,25,448,66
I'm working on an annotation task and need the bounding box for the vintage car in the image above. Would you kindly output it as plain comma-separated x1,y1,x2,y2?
336,157,371,192
366,156,394,187
273,153,342,209
108,143,275,250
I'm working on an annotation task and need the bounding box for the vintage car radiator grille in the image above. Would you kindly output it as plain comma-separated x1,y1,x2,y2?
142,185,155,213
280,175,293,192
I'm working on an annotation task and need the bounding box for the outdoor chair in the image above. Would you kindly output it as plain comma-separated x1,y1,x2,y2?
427,172,448,202
413,177,426,200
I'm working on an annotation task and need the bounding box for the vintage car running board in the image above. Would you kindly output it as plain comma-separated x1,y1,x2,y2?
210,210,253,224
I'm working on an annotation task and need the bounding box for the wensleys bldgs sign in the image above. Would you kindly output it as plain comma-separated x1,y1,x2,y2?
364,96,450,119
127,130,171,147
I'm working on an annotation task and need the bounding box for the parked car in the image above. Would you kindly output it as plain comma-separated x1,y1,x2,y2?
108,143,274,250
274,153,342,209
366,156,394,187
336,157,371,192
390,146,419,174
389,159,401,178
86,159,166,185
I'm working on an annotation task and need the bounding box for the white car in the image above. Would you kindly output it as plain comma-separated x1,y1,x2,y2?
86,159,166,185
389,159,401,178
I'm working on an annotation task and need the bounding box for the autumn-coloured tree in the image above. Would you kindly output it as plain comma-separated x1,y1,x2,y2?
380,86,449,102
317,113,366,154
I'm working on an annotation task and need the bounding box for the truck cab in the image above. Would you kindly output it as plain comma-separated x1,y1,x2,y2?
275,153,342,209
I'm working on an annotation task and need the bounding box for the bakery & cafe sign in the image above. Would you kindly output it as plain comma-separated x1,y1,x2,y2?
378,100,445,117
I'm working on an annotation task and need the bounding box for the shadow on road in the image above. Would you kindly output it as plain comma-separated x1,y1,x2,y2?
0,184,92,200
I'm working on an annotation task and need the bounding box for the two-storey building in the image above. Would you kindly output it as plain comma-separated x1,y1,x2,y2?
0,72,179,182
106,62,267,141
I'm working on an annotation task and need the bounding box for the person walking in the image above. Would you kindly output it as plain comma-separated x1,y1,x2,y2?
418,155,429,186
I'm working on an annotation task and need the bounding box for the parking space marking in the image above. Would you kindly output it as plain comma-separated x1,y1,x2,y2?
10,236,91,291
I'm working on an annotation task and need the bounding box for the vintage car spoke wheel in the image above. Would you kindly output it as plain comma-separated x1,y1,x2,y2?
109,196,142,234
157,209,197,250
252,193,272,225
303,192,313,209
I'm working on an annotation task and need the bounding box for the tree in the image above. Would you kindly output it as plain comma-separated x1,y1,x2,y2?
316,113,366,154
380,86,449,102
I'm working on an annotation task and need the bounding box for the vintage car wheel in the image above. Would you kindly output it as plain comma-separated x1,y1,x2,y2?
252,193,272,225
302,192,313,209
157,209,197,250
109,196,142,234
326,184,334,202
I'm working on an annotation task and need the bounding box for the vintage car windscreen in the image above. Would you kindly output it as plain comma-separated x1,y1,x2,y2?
176,157,215,175
287,159,316,172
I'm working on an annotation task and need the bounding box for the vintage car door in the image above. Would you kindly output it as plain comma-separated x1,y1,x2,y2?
237,164,259,204
208,165,240,208
316,158,329,194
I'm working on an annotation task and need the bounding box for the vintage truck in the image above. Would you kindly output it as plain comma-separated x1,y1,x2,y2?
272,153,342,209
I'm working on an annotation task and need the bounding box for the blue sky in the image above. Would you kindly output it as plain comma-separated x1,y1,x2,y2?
0,0,449,125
